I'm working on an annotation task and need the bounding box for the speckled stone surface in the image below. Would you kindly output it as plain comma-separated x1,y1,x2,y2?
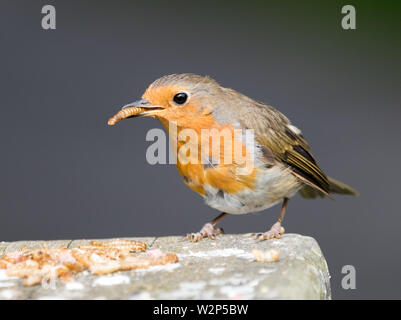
0,234,330,300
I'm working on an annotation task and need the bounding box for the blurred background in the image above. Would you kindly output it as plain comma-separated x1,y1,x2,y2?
0,0,400,299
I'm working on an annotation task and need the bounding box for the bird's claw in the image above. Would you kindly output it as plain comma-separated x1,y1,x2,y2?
253,222,285,241
186,223,224,242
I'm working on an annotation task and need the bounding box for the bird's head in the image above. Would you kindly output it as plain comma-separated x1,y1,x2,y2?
108,73,227,129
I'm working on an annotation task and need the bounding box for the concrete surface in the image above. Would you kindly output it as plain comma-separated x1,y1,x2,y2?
0,234,331,300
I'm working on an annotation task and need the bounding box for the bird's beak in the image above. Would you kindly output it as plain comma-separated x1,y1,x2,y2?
108,98,164,126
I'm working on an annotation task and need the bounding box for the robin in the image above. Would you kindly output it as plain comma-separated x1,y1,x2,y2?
108,74,357,242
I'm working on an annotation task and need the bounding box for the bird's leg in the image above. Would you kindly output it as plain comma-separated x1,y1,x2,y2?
186,212,227,242
254,198,289,240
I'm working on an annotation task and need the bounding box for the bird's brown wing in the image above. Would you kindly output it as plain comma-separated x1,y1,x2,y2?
259,126,330,195
237,100,330,195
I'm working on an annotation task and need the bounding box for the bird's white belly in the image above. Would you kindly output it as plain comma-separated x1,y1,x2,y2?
203,165,302,214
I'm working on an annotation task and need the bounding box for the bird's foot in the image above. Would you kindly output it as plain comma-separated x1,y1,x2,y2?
253,221,285,240
186,223,224,242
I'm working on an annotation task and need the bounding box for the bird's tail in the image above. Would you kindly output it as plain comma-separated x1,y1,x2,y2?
299,177,358,199
327,177,358,196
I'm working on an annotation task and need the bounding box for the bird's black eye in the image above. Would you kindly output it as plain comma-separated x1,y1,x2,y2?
173,92,188,105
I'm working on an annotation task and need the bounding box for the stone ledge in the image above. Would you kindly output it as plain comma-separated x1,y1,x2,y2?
0,234,330,300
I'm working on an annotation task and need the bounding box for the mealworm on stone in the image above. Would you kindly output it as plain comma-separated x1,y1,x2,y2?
90,239,147,252
0,239,178,285
252,248,280,262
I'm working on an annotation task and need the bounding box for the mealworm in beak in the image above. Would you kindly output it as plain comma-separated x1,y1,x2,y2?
107,107,146,126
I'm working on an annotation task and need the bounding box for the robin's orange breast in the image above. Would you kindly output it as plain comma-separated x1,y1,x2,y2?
158,117,258,197
177,162,258,196
157,115,301,215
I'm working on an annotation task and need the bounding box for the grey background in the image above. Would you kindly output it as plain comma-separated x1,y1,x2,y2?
0,0,400,299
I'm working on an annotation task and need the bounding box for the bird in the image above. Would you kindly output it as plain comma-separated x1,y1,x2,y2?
108,73,357,242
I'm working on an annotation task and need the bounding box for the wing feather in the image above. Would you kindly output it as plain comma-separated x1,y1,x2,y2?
233,95,330,194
